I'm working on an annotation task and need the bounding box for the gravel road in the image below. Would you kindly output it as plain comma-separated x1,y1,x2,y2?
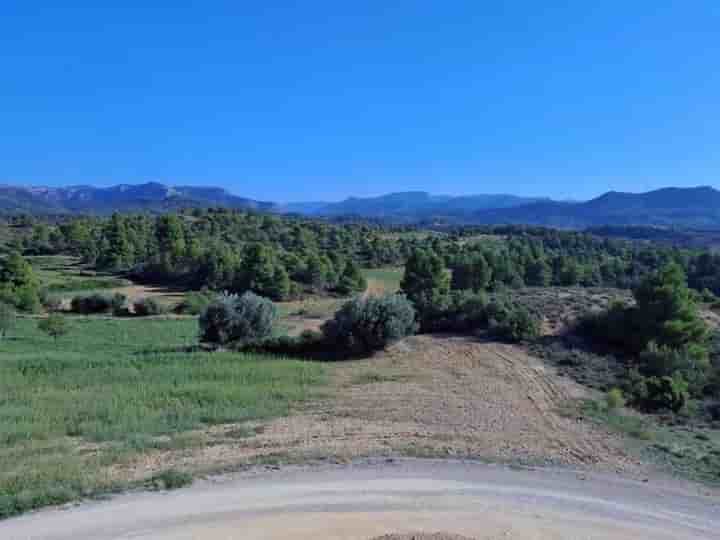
2,459,718,540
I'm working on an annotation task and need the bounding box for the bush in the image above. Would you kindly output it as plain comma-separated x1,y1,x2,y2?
322,293,417,355
488,301,540,342
606,388,625,410
37,313,69,343
70,293,113,314
133,297,164,316
111,293,129,316
632,374,688,413
0,302,17,338
423,290,488,332
174,290,214,315
199,292,277,347
14,285,41,313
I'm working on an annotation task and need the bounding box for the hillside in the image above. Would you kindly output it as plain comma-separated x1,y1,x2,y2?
0,182,274,215
294,191,544,221
474,186,720,228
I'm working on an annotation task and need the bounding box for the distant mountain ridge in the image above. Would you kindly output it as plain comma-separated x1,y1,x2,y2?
287,191,546,220
473,186,720,228
1,182,719,229
0,182,274,214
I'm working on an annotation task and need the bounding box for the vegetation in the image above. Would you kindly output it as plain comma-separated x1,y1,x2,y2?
0,251,41,312
37,313,69,343
322,294,417,355
70,293,114,315
3,210,720,510
0,302,16,338
579,263,713,413
0,317,323,519
133,296,165,316
199,292,278,347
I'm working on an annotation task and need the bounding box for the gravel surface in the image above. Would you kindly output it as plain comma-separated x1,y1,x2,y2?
2,459,717,539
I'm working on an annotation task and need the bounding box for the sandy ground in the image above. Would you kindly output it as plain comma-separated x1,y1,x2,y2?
110,334,639,481
2,460,718,540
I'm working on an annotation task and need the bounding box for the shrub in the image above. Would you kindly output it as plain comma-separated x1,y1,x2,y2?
133,297,164,316
424,290,488,332
14,285,41,313
632,374,688,413
70,293,113,314
322,293,417,355
488,301,540,342
37,313,69,343
199,291,277,347
0,302,17,338
174,290,214,315
606,388,625,410
111,293,129,316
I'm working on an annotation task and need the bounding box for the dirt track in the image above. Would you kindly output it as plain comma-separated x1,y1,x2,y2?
2,460,718,540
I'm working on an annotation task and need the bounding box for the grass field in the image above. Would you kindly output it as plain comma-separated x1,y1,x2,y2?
0,317,324,519
27,255,131,295
362,267,403,295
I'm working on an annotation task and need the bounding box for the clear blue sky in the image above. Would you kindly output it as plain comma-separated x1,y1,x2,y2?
1,2,719,202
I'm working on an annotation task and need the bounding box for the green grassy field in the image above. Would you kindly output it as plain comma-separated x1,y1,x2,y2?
362,267,404,294
27,255,130,295
0,317,324,519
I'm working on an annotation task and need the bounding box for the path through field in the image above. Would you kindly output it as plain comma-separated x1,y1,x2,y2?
2,460,717,539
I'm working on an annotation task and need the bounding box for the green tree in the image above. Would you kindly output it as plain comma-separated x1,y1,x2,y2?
451,253,492,292
155,214,187,272
0,252,41,312
237,243,288,300
634,263,708,352
525,259,552,287
336,260,367,295
401,249,451,328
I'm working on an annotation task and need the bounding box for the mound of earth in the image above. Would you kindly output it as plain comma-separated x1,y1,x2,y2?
370,534,475,540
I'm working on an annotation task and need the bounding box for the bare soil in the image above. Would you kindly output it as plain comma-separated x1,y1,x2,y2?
108,334,642,482
370,535,476,540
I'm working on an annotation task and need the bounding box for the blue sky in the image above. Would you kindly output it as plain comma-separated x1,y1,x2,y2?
1,2,719,202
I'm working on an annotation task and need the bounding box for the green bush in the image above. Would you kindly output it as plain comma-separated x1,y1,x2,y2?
37,314,69,343
488,301,540,342
174,290,214,315
424,290,488,332
111,293,129,316
133,297,164,316
631,374,688,413
0,302,17,338
322,293,417,355
13,285,41,313
199,292,277,347
70,293,113,314
606,388,625,410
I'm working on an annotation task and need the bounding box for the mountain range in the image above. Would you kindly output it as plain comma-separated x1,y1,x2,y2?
2,182,720,229
0,182,273,215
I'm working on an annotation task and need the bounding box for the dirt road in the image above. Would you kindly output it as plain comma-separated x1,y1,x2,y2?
2,460,717,540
